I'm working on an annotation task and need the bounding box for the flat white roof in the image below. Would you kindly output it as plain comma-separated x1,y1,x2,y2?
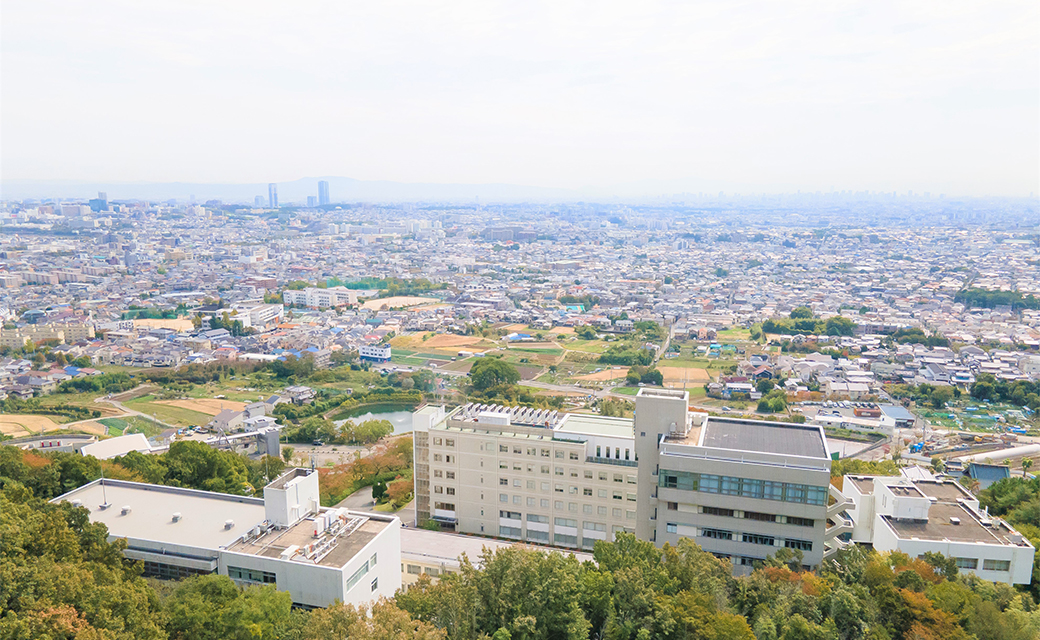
55,480,266,551
80,433,151,459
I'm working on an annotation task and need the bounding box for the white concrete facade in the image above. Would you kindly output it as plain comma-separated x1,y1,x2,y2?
53,469,402,607
843,474,1034,585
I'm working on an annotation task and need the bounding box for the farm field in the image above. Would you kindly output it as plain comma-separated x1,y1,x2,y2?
0,414,65,437
124,396,213,427
576,368,629,382
657,366,711,384
362,296,439,310
155,398,246,415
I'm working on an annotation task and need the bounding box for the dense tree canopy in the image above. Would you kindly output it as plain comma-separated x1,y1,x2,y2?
469,358,521,391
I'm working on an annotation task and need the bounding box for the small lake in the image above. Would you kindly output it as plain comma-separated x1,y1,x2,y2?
333,407,415,435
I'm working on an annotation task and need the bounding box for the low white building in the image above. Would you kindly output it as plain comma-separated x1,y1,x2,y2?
53,468,402,607
842,474,1034,585
283,287,369,309
359,344,391,362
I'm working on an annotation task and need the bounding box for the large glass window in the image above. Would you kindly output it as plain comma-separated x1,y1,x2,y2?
982,559,1010,571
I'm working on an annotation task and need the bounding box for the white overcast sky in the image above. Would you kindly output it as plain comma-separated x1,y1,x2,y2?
2,1,1037,196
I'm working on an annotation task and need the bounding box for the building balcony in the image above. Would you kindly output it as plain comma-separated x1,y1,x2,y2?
585,456,638,468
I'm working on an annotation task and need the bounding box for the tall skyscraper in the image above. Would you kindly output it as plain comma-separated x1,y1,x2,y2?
318,180,330,206
268,183,278,208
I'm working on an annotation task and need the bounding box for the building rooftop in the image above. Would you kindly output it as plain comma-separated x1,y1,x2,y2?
556,413,634,439
400,528,594,569
56,479,266,551
700,417,828,459
884,501,1029,547
227,512,392,568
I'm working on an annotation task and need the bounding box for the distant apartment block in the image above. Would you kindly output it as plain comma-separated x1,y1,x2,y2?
282,287,362,308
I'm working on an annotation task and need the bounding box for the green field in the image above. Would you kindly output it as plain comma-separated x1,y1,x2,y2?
612,386,639,396
99,418,127,437
124,396,212,427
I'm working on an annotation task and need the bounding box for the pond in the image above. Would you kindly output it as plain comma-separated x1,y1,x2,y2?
333,406,415,435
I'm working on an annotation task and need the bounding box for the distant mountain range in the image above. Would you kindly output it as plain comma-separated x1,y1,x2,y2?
0,176,586,204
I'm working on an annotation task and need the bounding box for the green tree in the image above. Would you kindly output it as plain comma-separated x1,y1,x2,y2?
164,574,294,640
790,306,814,319
469,358,521,391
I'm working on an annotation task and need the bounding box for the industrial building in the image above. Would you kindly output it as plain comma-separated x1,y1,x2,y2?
53,468,402,608
413,389,849,572
843,474,1035,585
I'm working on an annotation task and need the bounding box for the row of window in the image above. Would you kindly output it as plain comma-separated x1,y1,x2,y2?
497,494,638,518
954,558,1012,572
346,553,379,592
405,564,445,577
496,477,636,501
496,444,580,459
228,566,277,585
432,470,456,479
143,561,212,581
666,524,813,551
433,486,456,495
500,511,610,533
672,503,814,528
659,470,828,506
432,437,456,447
498,526,632,549
432,454,455,463
495,462,637,485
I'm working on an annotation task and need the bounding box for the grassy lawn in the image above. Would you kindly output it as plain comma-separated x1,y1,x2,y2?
612,386,640,396
508,347,564,355
124,396,212,427
124,416,168,438
716,328,752,341
564,340,612,354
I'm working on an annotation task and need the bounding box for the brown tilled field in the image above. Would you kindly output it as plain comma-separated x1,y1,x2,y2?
576,368,630,382
156,398,247,415
658,366,711,382
0,414,64,437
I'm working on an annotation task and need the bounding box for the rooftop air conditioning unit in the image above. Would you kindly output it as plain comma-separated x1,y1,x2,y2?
224,519,235,530
172,512,182,522
949,517,961,525
70,499,82,507
120,505,132,515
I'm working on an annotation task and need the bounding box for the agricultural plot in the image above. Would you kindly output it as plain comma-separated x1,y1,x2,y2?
0,414,65,437
124,396,213,427
156,398,246,415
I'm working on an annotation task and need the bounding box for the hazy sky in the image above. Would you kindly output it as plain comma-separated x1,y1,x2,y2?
3,1,1038,196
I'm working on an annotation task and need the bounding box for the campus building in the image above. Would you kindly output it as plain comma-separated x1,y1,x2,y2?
413,389,849,572
843,474,1035,585
358,344,392,362
54,468,402,608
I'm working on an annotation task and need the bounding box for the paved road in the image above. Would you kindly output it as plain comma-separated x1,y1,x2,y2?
335,485,416,526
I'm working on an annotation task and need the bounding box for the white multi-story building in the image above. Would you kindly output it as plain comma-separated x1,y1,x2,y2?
413,389,849,572
358,344,391,362
53,468,402,607
283,287,364,308
843,474,1035,585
